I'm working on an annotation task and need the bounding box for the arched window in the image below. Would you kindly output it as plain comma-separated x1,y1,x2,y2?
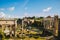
0,25,2,28
13,24,15,26
8,25,10,28
12,24,15,30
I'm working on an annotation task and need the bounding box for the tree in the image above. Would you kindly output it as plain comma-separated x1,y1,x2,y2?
17,18,22,25
31,16,35,19
39,17,44,19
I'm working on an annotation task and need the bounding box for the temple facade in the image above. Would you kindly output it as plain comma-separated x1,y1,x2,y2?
44,16,54,30
0,19,17,37
44,15,59,37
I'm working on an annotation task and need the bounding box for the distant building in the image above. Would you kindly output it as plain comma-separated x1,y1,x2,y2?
0,18,17,37
44,15,59,36
0,15,59,38
44,16,54,30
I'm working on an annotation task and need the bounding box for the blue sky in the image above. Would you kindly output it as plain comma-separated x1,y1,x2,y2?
0,0,60,18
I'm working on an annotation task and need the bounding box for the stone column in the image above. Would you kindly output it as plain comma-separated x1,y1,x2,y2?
44,19,45,29
10,25,12,37
15,20,17,37
54,15,58,36
2,25,4,32
50,20,51,30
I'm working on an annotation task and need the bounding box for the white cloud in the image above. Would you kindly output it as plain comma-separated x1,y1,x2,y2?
25,7,28,10
8,15,11,18
9,7,15,11
0,12,6,17
7,15,20,18
0,12,13,18
22,0,29,7
0,8,5,11
43,7,52,12
24,12,28,17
